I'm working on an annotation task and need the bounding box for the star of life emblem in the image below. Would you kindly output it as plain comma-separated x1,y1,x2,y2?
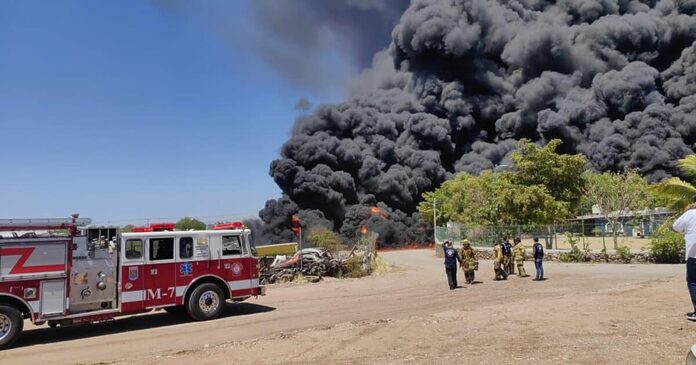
180,262,193,276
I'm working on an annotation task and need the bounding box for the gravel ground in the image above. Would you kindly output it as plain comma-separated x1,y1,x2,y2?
1,249,694,365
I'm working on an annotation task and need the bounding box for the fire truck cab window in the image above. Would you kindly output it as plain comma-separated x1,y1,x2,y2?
149,238,174,261
180,237,193,259
221,235,242,256
125,239,143,259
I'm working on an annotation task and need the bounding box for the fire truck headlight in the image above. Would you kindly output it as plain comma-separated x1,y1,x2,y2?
98,272,106,279
97,281,107,291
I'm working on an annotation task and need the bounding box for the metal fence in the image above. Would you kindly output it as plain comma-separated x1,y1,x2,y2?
435,218,671,249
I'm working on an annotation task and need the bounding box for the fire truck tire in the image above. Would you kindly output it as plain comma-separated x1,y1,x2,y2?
186,283,224,321
0,305,23,350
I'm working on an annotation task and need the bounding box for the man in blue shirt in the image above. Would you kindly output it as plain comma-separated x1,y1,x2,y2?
443,241,462,290
503,238,514,275
532,236,544,281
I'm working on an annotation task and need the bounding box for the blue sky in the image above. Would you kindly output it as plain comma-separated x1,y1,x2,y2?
0,1,345,225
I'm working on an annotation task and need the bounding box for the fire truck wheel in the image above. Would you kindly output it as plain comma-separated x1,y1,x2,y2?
0,305,23,350
186,283,224,321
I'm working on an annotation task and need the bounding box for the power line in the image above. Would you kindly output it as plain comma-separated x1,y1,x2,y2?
90,213,256,226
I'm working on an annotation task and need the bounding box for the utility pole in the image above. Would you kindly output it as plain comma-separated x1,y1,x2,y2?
433,199,437,244
299,227,303,272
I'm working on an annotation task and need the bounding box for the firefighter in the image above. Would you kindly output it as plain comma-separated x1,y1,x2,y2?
493,240,507,280
513,237,529,277
443,241,462,290
502,237,514,275
459,239,478,284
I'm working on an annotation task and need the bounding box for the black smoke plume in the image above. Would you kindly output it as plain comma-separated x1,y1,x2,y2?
259,0,696,244
152,0,409,93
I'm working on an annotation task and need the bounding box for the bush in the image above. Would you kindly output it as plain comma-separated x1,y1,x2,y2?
649,222,685,263
559,232,589,262
616,245,631,263
342,256,370,278
558,251,573,263
307,226,344,252
558,247,587,263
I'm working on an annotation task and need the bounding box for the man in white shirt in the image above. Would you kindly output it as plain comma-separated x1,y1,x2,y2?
672,202,696,321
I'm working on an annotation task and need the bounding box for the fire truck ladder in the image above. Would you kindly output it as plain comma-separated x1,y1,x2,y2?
0,217,92,231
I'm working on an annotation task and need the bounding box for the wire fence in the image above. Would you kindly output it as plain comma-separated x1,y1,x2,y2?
435,217,672,250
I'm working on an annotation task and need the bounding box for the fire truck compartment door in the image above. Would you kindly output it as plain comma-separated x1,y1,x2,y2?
40,280,66,316
144,237,177,308
216,234,253,297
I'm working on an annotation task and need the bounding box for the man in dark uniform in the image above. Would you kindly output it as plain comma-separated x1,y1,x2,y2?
443,241,462,290
503,237,514,275
533,236,545,281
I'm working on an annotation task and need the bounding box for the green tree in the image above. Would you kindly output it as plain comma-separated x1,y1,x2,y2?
121,224,134,233
419,139,586,228
653,155,696,211
418,171,567,227
583,170,650,249
306,226,342,252
175,217,207,231
510,139,586,214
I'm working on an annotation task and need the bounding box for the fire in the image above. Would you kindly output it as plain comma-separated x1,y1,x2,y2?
370,207,388,219
360,226,368,235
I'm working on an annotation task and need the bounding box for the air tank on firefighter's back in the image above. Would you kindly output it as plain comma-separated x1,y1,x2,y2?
69,227,118,313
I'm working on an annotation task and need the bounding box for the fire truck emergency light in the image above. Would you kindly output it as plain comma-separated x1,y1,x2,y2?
131,223,176,232
212,222,244,230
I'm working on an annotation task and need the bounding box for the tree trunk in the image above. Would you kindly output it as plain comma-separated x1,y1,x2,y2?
602,238,608,262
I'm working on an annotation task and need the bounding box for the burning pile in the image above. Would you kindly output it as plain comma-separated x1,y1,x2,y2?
260,249,341,284
260,234,378,284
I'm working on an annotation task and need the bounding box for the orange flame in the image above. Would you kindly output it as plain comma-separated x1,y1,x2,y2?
370,206,389,219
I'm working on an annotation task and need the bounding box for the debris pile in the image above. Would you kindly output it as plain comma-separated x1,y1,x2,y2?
260,248,341,284
260,233,378,284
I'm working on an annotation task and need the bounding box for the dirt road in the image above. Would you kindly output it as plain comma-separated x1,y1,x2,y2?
2,249,695,365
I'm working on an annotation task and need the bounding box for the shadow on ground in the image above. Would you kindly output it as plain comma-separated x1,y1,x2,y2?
13,303,275,349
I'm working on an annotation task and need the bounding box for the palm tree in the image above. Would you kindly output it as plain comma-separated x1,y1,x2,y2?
652,155,696,211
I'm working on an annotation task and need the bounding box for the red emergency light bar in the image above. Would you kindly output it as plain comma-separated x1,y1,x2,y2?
131,223,176,232
212,221,244,230
150,223,175,231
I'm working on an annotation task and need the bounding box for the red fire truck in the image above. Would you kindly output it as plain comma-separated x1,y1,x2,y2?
0,215,265,349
